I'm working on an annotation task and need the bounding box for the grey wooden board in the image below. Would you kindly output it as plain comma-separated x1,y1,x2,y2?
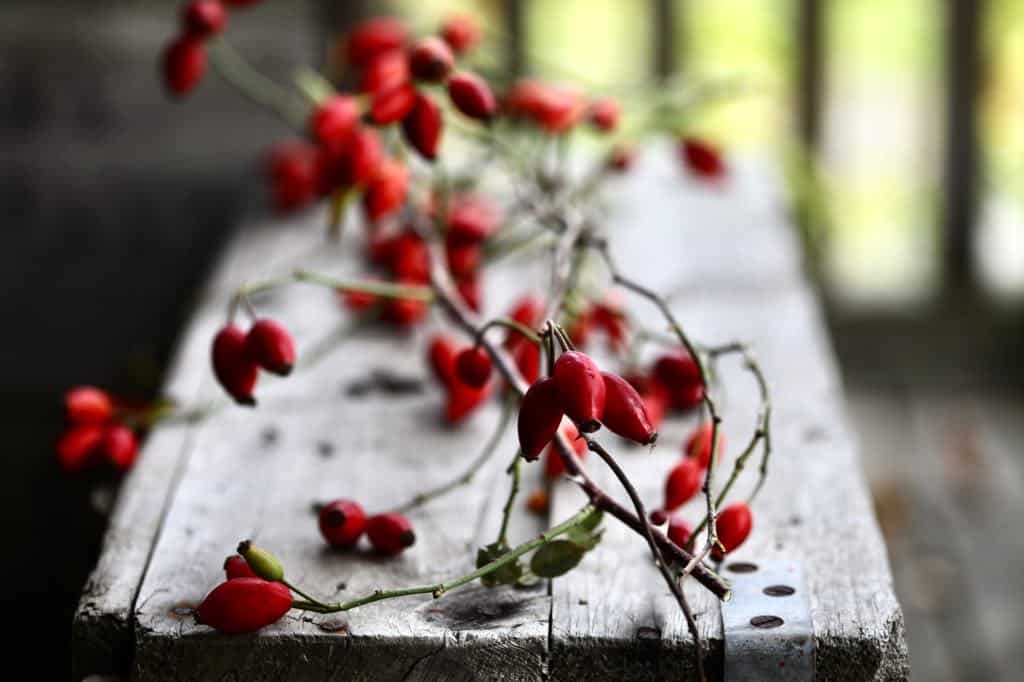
73,151,906,680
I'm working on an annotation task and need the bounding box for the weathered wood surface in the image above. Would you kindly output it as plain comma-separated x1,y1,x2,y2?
73,149,907,680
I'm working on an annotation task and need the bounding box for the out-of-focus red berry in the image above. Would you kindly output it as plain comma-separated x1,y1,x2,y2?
448,71,498,121
102,424,139,472
371,83,417,125
680,137,727,181
346,17,409,67
441,14,481,55
504,79,586,134
65,386,113,425
267,141,318,211
359,49,410,96
402,93,443,161
57,424,104,473
447,194,501,244
309,95,359,150
409,37,454,82
588,98,620,132
182,0,227,39
162,36,206,96
363,159,409,221
543,420,587,478
607,144,636,172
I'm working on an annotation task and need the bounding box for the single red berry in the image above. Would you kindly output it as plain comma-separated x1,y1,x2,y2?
196,578,292,634
244,319,296,376
371,83,417,125
653,351,704,410
388,232,430,282
552,350,605,432
445,381,492,424
267,141,318,211
402,93,443,161
447,195,501,245
320,127,382,190
455,346,492,388
649,509,669,526
712,502,753,560
363,159,409,221
456,275,483,312
504,79,586,133
513,339,541,385
56,424,104,473
224,554,257,580
441,14,481,55
102,424,138,472
599,372,656,445
517,378,564,461
427,334,459,386
182,0,227,39
359,49,410,96
162,36,206,96
65,386,113,425
507,294,544,330
448,71,498,121
409,37,454,82
212,325,259,406
318,499,367,548
607,144,636,172
664,458,702,511
680,137,727,181
588,98,620,132
685,422,724,470
667,515,693,548
445,241,481,278
366,513,416,555
592,297,629,352
309,95,359,151
526,488,549,515
346,17,409,67
543,420,587,478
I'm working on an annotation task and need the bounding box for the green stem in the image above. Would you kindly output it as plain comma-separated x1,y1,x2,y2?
475,318,542,347
282,579,328,608
293,269,435,302
290,504,597,613
207,40,308,129
393,394,516,514
497,451,521,547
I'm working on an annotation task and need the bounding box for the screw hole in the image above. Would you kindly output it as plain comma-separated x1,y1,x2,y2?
750,615,784,629
727,562,758,573
764,585,795,597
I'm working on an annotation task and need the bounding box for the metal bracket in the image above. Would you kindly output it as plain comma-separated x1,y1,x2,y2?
720,559,815,681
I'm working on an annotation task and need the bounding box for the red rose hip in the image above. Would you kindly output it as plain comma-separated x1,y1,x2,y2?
517,378,564,461
212,325,259,406
543,420,587,478
402,93,443,161
441,14,481,55
56,424,104,473
162,36,206,96
245,319,296,376
680,137,727,181
653,351,704,410
712,502,753,560
65,386,113,424
684,422,724,470
102,424,139,472
455,346,492,388
448,71,498,121
196,578,292,634
664,458,702,511
182,0,227,39
667,516,693,548
552,350,605,432
366,513,416,555
599,371,657,445
309,95,359,150
318,499,367,548
409,37,454,82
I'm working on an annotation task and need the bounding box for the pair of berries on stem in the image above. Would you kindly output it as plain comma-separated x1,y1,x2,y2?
162,0,262,96
318,500,416,556
57,386,141,474
212,317,296,405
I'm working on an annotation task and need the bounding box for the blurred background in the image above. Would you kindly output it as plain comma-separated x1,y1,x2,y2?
1,1,1021,679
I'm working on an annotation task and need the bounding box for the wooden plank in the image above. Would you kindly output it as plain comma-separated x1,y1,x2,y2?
74,150,905,679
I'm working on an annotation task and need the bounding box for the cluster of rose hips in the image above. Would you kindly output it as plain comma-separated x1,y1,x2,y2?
212,318,296,405
57,386,140,474
162,0,259,96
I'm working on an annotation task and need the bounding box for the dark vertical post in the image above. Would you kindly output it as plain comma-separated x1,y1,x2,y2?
652,0,677,80
796,0,824,150
503,0,526,78
943,0,983,292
